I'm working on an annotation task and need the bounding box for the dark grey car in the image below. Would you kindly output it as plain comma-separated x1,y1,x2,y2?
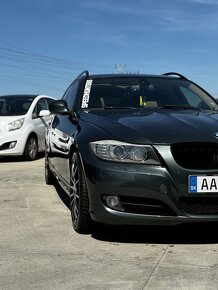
45,71,218,233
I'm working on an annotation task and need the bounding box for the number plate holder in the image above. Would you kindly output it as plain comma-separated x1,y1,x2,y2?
189,175,218,193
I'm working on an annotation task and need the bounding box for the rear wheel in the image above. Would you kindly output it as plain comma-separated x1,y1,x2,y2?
24,135,38,160
70,152,92,234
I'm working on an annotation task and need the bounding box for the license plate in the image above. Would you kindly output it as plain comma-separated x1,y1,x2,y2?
189,175,218,193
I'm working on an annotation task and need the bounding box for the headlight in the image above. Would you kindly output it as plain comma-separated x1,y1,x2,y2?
7,118,25,131
90,140,161,164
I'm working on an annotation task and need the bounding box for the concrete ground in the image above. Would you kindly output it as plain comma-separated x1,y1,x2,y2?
0,157,218,290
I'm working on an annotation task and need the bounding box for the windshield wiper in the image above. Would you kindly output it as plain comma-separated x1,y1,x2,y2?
102,105,200,111
104,106,136,110
161,104,200,111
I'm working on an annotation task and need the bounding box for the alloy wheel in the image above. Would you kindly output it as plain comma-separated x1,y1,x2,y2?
70,159,80,226
24,136,38,160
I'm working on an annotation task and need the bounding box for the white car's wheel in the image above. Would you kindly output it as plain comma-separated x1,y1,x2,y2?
24,136,38,160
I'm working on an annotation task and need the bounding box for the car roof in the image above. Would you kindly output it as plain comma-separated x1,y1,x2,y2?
0,94,54,99
0,94,38,98
76,71,188,82
89,73,166,78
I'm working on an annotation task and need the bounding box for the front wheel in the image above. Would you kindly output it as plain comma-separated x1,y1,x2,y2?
24,136,38,161
70,152,92,234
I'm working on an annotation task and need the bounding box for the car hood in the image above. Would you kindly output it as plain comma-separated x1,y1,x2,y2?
80,109,218,144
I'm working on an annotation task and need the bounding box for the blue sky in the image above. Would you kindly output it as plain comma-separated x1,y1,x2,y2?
1,0,218,98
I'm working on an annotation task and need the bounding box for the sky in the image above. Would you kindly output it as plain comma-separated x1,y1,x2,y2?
1,0,218,99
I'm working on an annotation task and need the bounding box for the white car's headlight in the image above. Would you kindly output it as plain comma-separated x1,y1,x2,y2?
7,118,25,131
90,140,161,164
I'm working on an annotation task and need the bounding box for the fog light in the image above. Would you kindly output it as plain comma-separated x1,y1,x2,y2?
160,184,168,194
9,141,16,149
104,195,124,211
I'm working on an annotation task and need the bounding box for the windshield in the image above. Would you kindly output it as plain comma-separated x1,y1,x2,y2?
81,77,218,111
0,96,35,116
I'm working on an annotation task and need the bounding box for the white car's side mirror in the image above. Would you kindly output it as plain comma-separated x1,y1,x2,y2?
38,110,51,117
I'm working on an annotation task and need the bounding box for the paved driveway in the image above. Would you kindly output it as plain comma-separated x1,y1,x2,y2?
0,157,218,290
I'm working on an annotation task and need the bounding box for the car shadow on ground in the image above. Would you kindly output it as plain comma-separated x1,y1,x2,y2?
91,222,218,245
54,181,70,208
0,153,45,163
0,156,25,162
54,182,218,245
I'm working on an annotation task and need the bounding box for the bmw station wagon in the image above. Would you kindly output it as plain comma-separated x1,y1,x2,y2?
45,71,218,233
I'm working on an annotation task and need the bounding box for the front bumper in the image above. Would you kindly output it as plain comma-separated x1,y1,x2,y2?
80,144,218,225
0,130,27,156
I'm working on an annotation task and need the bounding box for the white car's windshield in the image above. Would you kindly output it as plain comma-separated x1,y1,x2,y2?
0,95,36,116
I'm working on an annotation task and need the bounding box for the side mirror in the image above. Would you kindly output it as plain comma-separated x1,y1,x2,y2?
38,110,51,117
49,100,71,115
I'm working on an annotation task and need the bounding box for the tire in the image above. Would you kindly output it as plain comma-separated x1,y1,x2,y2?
45,148,55,185
24,135,38,161
70,152,92,234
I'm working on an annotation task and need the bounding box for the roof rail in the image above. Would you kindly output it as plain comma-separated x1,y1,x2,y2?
77,70,89,78
162,72,187,80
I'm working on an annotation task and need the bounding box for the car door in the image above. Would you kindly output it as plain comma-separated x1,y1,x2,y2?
32,98,51,150
49,79,81,183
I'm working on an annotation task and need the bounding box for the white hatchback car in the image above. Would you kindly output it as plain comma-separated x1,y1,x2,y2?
0,94,55,160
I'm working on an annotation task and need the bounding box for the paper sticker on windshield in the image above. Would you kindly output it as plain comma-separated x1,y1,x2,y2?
81,79,93,108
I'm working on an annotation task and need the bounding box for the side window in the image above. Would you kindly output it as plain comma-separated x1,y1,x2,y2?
62,80,79,111
180,87,202,107
32,98,47,119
